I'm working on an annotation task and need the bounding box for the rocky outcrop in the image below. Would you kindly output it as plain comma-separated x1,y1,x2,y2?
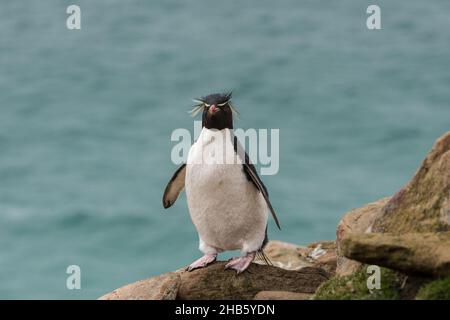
99,272,180,300
336,131,450,277
99,261,329,300
373,131,450,234
336,198,389,276
177,262,328,300
99,239,334,300
341,232,450,277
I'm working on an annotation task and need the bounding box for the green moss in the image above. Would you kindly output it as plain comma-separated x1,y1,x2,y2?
314,267,402,300
416,275,450,300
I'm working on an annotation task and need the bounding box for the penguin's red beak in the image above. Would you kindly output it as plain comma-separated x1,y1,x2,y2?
209,104,218,114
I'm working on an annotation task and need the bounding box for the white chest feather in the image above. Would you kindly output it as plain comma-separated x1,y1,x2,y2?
185,128,268,253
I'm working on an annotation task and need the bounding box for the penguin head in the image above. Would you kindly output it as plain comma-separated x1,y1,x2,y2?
190,92,239,130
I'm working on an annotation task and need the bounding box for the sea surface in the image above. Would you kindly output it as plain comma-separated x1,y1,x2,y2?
1,0,449,299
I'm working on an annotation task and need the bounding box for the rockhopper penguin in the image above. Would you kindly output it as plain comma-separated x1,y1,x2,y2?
163,92,280,273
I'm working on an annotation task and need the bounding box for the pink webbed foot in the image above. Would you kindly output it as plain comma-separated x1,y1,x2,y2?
186,253,217,272
225,252,256,274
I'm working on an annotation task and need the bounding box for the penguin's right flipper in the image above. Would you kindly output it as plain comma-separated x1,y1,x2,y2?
162,164,186,208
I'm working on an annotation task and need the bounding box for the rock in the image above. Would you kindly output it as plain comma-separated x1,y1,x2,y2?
257,240,312,270
340,232,450,277
306,241,337,275
336,131,450,277
254,291,312,300
373,131,450,233
176,262,329,300
99,272,180,300
99,262,329,300
258,240,337,275
314,266,404,300
336,198,389,276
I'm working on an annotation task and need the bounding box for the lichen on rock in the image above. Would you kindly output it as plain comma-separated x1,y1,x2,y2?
416,275,450,300
373,131,450,234
314,267,403,300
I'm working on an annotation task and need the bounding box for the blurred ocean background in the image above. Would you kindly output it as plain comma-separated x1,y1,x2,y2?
1,0,449,299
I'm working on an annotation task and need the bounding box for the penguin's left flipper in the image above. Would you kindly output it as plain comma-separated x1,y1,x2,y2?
234,137,281,230
162,164,186,208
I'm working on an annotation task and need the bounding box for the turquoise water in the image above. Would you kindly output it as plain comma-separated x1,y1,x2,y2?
1,0,449,299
